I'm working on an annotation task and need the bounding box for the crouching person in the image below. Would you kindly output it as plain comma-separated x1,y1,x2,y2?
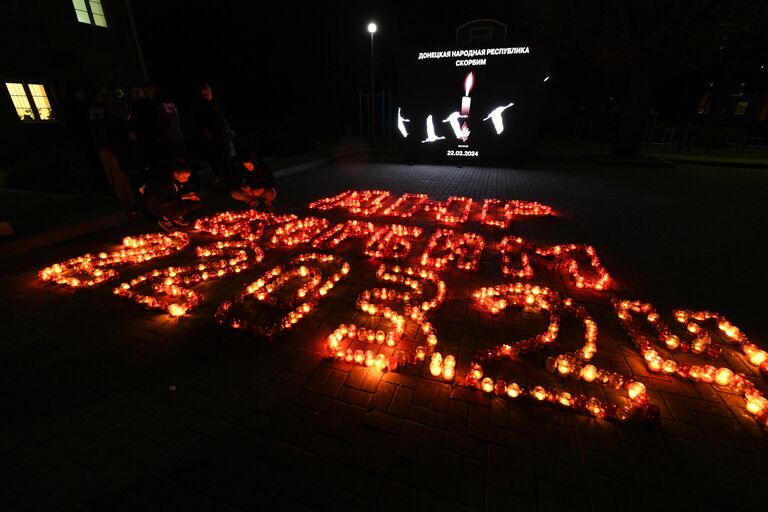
143,158,201,231
230,151,277,211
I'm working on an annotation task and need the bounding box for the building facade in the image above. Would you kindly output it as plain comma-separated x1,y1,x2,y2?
0,0,145,187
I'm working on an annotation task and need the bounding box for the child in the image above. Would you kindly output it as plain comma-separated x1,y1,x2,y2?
230,151,277,211
142,158,201,231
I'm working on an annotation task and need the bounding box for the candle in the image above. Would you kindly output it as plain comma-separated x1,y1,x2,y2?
715,367,733,386
746,394,766,415
581,364,597,382
627,382,646,399
460,72,474,115
506,382,521,398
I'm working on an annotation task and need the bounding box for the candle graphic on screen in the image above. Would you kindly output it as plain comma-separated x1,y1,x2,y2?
461,72,474,115
458,72,474,142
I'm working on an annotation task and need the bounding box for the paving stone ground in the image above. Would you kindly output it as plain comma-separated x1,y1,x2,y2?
1,156,767,511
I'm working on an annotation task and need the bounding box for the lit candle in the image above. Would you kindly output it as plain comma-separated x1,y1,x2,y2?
746,393,766,415
749,350,767,366
581,364,597,382
506,382,521,398
168,303,187,317
715,367,733,386
627,382,646,399
460,72,474,115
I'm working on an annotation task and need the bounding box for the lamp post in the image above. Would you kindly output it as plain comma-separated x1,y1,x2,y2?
367,22,377,138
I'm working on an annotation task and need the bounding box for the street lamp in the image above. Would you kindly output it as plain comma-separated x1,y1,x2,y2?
367,22,377,137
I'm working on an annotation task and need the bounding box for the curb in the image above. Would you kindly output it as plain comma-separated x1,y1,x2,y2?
0,155,339,259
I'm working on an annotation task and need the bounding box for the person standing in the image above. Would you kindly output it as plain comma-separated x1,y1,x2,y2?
134,83,185,177
194,83,236,189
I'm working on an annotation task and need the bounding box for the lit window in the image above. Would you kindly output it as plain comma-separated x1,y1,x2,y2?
27,84,54,120
72,0,108,27
4,82,55,122
5,83,35,121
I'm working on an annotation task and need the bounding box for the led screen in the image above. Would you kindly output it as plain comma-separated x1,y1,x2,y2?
397,45,546,164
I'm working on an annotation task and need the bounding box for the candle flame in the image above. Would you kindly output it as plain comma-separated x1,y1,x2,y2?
464,72,474,96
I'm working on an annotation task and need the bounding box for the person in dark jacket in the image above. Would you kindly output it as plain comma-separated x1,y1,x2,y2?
134,83,185,177
194,83,236,188
143,159,201,231
230,150,277,210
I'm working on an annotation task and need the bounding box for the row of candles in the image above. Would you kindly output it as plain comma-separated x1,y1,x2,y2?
38,202,765,428
39,232,189,288
497,236,612,290
463,283,654,423
363,224,424,261
418,229,485,271
216,253,350,339
309,189,553,226
113,239,265,316
323,274,656,424
39,206,599,288
613,300,767,428
326,265,446,372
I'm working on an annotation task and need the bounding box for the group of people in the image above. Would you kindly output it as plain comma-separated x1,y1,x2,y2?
68,82,277,231
144,152,277,231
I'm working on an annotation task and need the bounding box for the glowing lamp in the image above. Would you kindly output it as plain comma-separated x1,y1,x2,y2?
532,386,547,401
367,22,377,34
442,366,455,381
481,377,494,393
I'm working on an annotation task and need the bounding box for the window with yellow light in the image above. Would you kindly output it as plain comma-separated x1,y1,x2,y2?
72,0,108,27
4,83,55,121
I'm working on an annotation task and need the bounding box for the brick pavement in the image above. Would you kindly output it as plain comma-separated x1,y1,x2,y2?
1,156,767,511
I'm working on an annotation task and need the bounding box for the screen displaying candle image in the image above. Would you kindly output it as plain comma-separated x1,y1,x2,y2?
397,45,547,164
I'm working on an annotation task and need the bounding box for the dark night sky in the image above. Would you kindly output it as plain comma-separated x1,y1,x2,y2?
131,1,768,148
131,1,532,135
